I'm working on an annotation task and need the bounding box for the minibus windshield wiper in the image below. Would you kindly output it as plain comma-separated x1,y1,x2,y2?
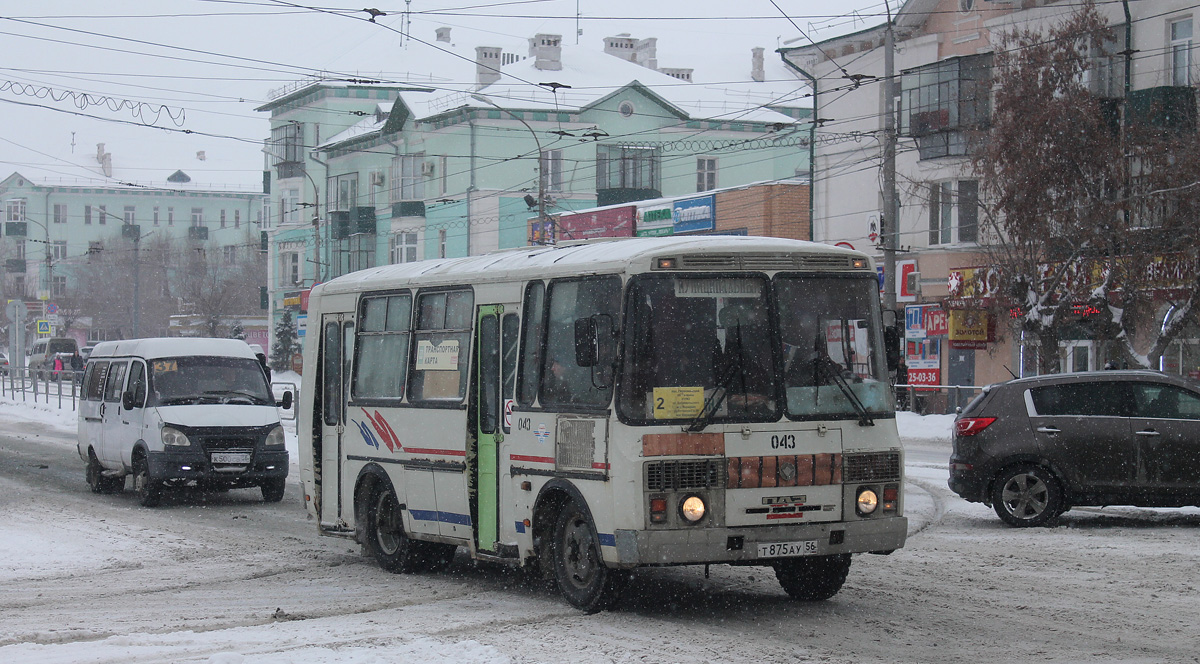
819,357,874,426
203,389,269,404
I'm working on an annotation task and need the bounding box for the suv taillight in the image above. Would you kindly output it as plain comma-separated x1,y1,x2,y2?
955,417,996,436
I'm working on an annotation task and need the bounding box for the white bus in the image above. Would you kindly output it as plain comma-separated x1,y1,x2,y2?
297,236,906,611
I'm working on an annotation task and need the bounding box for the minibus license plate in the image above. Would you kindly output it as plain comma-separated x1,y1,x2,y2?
211,452,251,464
757,540,818,558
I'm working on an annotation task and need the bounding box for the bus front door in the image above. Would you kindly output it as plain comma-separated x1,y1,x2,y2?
319,314,355,531
474,305,503,552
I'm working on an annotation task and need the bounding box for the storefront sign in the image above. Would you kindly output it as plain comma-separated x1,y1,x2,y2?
906,338,940,387
948,309,991,349
557,206,635,240
529,218,555,244
282,290,302,310
672,195,716,234
897,259,918,303
636,205,674,237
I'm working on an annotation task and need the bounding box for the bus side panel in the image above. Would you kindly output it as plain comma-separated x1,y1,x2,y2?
403,469,441,538
297,291,325,523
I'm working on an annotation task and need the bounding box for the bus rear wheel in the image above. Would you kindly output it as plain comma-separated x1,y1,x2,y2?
551,500,628,613
774,553,852,601
364,484,425,573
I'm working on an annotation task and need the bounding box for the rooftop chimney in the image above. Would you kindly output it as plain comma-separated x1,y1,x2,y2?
751,47,765,83
604,34,637,62
529,33,562,71
634,37,657,70
96,143,112,178
475,46,502,88
435,27,451,43
196,150,207,161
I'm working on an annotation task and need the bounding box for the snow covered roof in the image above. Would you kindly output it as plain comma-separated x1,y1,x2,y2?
319,103,392,149
88,337,258,361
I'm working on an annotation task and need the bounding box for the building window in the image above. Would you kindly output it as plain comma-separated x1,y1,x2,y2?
53,204,67,224
900,53,992,159
391,231,418,264
281,251,300,286
191,208,204,226
167,207,174,226
1171,18,1193,87
438,228,447,258
124,206,135,224
391,154,425,202
220,209,227,228
1090,24,1126,97
697,157,717,192
540,150,563,192
14,241,25,260
327,173,359,212
52,241,67,260
440,155,448,195
153,207,160,226
268,122,305,178
234,209,241,228
84,205,92,225
51,275,66,298
222,245,238,264
929,180,979,245
98,205,107,225
596,145,661,191
5,199,26,222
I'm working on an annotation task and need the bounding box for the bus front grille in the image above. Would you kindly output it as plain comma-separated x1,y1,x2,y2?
843,451,902,482
645,459,724,491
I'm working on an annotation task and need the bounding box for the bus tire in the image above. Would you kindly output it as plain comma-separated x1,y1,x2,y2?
774,553,851,601
551,500,628,613
364,483,423,574
132,453,162,508
86,449,115,494
260,478,286,503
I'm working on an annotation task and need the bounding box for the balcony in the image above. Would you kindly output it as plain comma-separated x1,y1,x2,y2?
392,201,425,218
1128,86,1196,132
275,161,306,180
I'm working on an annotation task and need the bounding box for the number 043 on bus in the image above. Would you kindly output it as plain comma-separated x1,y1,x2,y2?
297,236,906,613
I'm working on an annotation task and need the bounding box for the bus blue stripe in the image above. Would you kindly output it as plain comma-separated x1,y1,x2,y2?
409,509,473,526
598,533,616,547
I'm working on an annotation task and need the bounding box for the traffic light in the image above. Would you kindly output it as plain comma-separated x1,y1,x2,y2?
260,286,269,310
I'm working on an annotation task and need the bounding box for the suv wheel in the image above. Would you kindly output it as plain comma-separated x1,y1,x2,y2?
991,464,1062,527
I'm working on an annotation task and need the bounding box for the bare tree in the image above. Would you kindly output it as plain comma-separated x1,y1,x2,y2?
173,233,265,337
69,232,177,339
973,1,1200,371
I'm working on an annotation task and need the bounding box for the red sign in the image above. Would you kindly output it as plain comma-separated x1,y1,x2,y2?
299,288,312,313
907,368,940,389
925,308,947,336
557,206,635,240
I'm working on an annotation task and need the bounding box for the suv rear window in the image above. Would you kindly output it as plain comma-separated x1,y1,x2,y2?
1029,381,1132,417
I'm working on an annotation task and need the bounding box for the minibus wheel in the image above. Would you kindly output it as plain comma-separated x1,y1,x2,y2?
551,500,628,613
774,553,851,600
86,450,123,494
132,454,162,508
260,478,286,503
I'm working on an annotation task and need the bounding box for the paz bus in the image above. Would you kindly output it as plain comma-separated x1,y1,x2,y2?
297,235,906,611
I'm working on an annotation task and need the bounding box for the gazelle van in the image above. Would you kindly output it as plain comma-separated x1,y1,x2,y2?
77,337,293,507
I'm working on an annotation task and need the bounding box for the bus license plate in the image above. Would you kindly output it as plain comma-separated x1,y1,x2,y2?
211,452,251,464
757,540,819,558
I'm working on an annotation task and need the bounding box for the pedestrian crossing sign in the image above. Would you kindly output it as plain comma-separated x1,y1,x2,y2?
36,320,50,334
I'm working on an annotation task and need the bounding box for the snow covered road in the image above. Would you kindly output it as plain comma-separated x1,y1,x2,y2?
1,404,1198,663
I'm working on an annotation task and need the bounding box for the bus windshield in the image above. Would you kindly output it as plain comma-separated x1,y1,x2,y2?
618,273,892,425
148,356,273,406
620,274,781,424
774,274,891,420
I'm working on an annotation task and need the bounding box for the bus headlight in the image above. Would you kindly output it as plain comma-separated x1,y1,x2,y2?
680,495,706,522
265,424,285,449
161,426,190,447
856,488,879,516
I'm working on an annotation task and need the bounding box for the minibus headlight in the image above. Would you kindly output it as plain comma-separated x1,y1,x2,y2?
680,495,706,522
265,425,286,449
161,426,190,447
856,488,879,516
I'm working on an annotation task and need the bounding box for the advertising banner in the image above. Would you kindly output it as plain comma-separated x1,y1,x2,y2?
906,337,940,387
557,206,635,240
672,195,716,234
948,309,990,349
636,204,674,236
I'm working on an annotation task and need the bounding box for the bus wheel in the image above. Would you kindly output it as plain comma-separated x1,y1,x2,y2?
132,454,162,508
260,478,286,503
551,500,628,613
774,553,852,601
365,484,422,573
87,450,123,494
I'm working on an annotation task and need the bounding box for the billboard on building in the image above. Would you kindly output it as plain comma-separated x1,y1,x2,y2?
672,195,716,234
557,206,635,240
636,204,674,236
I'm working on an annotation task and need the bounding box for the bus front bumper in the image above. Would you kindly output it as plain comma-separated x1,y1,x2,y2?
608,516,907,567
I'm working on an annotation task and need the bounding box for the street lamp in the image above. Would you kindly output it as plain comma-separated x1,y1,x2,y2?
471,93,550,245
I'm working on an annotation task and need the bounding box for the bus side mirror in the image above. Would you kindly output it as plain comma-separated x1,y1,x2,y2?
122,390,136,411
884,324,901,372
574,318,598,367
277,390,293,410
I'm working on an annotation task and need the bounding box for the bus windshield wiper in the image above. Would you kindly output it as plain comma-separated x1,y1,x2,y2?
819,357,874,426
687,325,746,432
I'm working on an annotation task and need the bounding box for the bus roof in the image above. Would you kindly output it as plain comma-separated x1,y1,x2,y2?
313,236,870,297
87,337,258,361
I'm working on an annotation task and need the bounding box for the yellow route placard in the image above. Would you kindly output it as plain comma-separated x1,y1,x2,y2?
653,386,705,419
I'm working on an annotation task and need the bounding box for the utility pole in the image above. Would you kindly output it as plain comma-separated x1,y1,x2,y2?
132,232,139,337
882,5,898,312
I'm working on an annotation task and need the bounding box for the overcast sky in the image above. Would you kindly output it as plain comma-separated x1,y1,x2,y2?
0,0,886,188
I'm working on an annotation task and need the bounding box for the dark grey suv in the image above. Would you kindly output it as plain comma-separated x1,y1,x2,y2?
949,370,1200,527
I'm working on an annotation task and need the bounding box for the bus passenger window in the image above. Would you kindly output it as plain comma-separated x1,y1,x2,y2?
516,282,545,407
354,294,411,400
409,289,474,401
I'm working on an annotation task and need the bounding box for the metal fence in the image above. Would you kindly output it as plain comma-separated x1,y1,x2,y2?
894,383,984,415
0,368,84,411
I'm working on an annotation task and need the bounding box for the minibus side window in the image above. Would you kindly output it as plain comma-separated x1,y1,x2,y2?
126,361,147,408
516,281,545,407
85,361,109,401
103,361,128,403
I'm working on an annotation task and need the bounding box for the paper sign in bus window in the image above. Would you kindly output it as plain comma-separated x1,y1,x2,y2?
153,360,178,373
415,340,460,370
653,386,705,419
